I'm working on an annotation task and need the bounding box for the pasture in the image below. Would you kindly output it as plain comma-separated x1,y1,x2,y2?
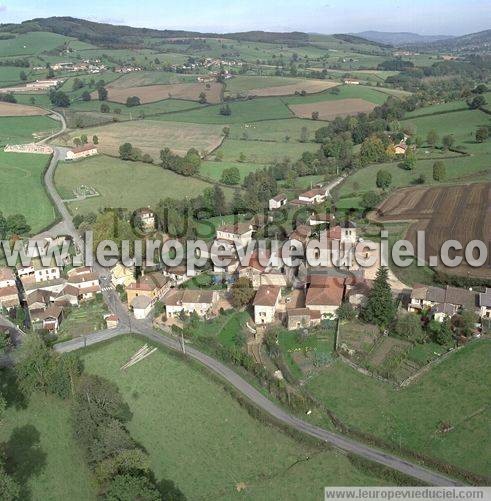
0,115,60,145
94,81,223,104
289,98,377,120
372,182,491,279
0,151,55,232
79,336,387,499
54,155,235,214
228,118,321,142
0,31,72,57
55,119,225,158
306,340,491,477
284,84,389,106
200,160,265,182
0,101,48,116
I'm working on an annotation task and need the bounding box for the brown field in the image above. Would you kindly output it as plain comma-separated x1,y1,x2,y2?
0,101,48,116
246,80,339,97
372,183,491,279
92,82,223,104
55,120,225,159
289,98,376,120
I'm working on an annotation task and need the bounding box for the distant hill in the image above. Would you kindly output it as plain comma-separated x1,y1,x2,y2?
408,29,491,52
354,31,454,45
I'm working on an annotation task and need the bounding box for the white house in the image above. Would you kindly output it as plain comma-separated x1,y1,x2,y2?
67,267,101,299
216,222,253,246
269,194,287,210
164,289,218,318
253,285,281,324
66,143,98,161
131,295,153,319
17,259,61,284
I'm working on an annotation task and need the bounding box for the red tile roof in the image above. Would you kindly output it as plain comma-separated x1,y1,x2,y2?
253,285,281,307
306,276,344,307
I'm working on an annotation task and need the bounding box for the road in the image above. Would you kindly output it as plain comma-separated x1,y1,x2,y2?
29,116,462,487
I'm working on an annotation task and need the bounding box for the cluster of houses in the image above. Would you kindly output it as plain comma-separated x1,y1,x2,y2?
50,60,106,73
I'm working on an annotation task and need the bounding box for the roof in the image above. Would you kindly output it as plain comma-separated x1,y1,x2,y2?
253,285,281,307
26,289,51,306
395,142,408,151
67,266,92,277
164,289,215,306
127,272,168,291
271,193,287,202
411,284,446,303
32,305,63,321
217,222,252,235
68,272,99,284
22,277,66,292
479,288,491,308
0,286,18,298
306,276,344,307
131,295,153,309
309,212,331,222
300,187,325,199
0,267,15,282
287,308,321,319
70,143,97,154
411,284,478,309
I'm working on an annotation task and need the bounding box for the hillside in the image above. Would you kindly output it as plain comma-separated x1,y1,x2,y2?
355,31,454,45
409,29,491,52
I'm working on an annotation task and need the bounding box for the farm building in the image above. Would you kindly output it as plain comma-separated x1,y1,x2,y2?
164,289,218,318
344,79,360,85
269,194,287,210
66,143,98,160
253,285,281,325
292,186,329,206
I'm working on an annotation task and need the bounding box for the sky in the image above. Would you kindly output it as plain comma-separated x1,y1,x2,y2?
0,0,489,36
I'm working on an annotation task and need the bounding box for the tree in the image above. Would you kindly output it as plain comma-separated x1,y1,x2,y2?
230,277,255,308
360,136,386,165
92,135,99,145
442,134,454,150
6,213,30,235
100,103,110,113
198,91,207,104
393,313,425,342
119,143,134,160
81,90,91,101
222,126,230,137
376,169,392,190
80,134,88,145
220,167,241,185
0,459,20,501
105,474,161,501
219,104,231,116
360,267,395,328
475,127,489,143
432,161,446,181
468,95,486,109
360,190,381,210
429,319,453,345
473,83,488,94
0,328,11,354
49,89,70,107
19,70,27,81
426,130,438,148
238,152,246,163
337,301,356,321
98,86,108,101
126,95,141,107
452,309,478,338
311,111,319,120
212,184,226,216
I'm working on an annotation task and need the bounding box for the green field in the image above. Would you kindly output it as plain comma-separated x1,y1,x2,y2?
284,84,389,106
215,138,319,163
0,115,60,145
0,150,55,232
54,155,235,214
80,336,388,499
0,387,96,500
200,160,266,182
153,96,293,124
306,340,491,476
0,32,72,57
228,118,321,142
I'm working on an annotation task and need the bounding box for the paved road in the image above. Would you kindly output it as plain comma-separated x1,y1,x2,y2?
35,117,461,487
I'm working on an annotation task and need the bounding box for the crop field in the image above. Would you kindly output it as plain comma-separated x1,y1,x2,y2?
55,155,235,214
306,340,491,477
0,151,55,232
372,182,491,278
106,70,196,88
0,101,48,116
214,138,319,163
55,119,224,158
225,75,339,97
289,98,377,120
93,81,224,104
78,336,387,499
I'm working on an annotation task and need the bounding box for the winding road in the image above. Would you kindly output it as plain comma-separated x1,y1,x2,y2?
27,113,463,486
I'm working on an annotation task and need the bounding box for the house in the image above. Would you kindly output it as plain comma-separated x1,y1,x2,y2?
67,267,101,300
325,221,357,245
164,289,218,318
131,295,154,319
126,272,170,307
66,143,98,161
163,265,196,284
31,305,63,333
0,286,20,311
105,314,119,329
135,208,156,231
237,250,284,289
289,224,312,245
53,284,80,307
307,212,331,226
17,259,60,284
0,267,16,289
408,284,480,321
111,263,136,288
394,142,408,155
344,79,360,85
215,222,253,246
479,289,491,319
305,276,345,319
297,187,328,205
287,308,321,330
269,194,287,210
253,285,281,324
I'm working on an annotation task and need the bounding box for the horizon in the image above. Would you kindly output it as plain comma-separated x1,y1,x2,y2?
0,1,489,36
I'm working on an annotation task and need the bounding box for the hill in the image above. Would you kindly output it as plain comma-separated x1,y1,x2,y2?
355,31,454,45
409,29,491,52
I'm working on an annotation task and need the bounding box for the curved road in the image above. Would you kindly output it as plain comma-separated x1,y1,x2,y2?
39,117,461,487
